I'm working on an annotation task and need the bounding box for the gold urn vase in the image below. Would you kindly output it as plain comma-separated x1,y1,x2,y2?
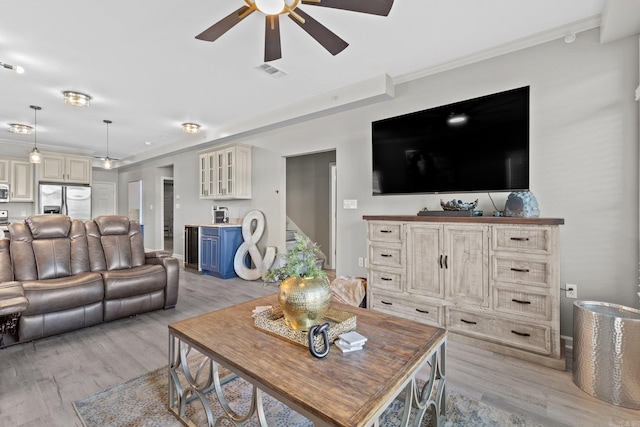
278,276,331,331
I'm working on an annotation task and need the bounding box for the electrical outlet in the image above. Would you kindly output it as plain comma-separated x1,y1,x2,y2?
566,284,577,299
358,257,364,267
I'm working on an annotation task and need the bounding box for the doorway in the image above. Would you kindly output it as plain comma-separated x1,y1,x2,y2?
285,150,336,274
162,177,174,253
91,181,117,217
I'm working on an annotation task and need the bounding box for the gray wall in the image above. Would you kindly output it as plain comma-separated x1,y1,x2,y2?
73,28,640,337
286,151,336,264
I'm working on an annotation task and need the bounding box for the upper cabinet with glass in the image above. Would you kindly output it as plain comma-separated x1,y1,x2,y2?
199,143,251,200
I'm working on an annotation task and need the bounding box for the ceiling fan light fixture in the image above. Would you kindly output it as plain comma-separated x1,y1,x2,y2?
182,122,201,134
8,123,33,135
255,0,285,15
63,91,92,107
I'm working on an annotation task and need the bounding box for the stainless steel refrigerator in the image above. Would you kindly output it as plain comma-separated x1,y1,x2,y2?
39,184,92,221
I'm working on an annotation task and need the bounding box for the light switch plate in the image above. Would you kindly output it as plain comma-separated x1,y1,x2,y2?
343,199,358,209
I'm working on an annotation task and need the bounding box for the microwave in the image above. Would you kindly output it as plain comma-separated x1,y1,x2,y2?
0,184,8,203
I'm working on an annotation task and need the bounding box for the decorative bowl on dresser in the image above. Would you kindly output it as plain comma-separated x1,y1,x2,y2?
363,215,565,370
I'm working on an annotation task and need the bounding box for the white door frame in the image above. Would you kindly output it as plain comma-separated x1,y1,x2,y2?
160,176,174,253
329,162,337,270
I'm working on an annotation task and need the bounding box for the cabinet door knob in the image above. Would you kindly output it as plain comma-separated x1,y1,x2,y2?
439,254,443,268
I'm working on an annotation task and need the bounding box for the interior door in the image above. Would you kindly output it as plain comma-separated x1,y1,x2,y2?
91,181,117,217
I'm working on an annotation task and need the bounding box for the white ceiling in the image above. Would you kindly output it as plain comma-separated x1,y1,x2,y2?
0,0,624,167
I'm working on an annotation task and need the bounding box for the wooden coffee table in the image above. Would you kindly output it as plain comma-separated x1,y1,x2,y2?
168,294,447,426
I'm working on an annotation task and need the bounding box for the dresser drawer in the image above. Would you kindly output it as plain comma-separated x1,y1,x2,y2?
492,226,552,255
493,287,551,320
370,290,442,326
368,222,402,243
369,268,403,292
369,242,403,268
446,308,550,355
491,256,550,288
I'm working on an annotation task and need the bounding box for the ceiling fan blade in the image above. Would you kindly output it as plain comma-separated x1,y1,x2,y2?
195,6,254,42
289,9,348,56
301,0,394,16
264,15,282,62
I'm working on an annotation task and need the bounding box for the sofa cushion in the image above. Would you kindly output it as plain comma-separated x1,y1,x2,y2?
10,216,90,281
0,238,12,283
32,238,73,279
0,281,29,316
102,264,166,300
26,214,71,239
94,215,130,236
21,272,104,316
86,216,146,271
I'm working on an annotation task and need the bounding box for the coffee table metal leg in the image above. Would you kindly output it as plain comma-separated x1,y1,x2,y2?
398,339,447,427
169,332,269,427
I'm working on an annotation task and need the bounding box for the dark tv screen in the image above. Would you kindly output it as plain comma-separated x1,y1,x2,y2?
372,86,530,195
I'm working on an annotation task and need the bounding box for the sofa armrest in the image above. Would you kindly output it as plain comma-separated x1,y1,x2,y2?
145,256,179,308
145,250,172,259
0,281,29,317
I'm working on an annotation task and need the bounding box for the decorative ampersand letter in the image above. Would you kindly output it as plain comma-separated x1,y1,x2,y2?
233,210,276,280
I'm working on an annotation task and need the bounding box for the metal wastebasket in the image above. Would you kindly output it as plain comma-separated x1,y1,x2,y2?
573,301,640,409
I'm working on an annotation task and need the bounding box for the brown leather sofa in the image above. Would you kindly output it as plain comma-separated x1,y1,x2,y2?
0,214,179,347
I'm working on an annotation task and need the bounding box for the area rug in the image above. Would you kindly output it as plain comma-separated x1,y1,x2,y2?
74,358,541,427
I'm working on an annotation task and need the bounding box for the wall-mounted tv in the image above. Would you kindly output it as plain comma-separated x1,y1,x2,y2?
372,86,530,195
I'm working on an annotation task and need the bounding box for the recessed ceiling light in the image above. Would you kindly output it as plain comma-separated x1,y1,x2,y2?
144,141,152,146
8,123,33,135
62,90,92,107
182,123,201,134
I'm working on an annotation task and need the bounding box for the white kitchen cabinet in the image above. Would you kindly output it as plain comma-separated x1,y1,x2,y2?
9,160,34,202
39,153,92,184
0,159,9,183
199,143,251,200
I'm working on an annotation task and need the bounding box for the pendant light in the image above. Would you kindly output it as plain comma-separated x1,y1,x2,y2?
29,105,42,164
103,119,113,170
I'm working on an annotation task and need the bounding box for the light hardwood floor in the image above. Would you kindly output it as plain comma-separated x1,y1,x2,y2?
0,269,637,426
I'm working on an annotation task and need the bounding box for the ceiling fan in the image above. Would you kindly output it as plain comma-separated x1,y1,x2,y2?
196,0,394,62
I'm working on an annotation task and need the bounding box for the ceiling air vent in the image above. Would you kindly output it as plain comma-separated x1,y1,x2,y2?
256,63,288,79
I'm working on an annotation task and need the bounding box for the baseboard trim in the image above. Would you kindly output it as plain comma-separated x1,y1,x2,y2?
449,332,567,371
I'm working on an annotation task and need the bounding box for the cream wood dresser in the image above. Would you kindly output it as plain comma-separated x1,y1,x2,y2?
363,215,565,370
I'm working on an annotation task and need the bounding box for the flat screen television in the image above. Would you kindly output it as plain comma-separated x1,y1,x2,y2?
372,86,529,195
